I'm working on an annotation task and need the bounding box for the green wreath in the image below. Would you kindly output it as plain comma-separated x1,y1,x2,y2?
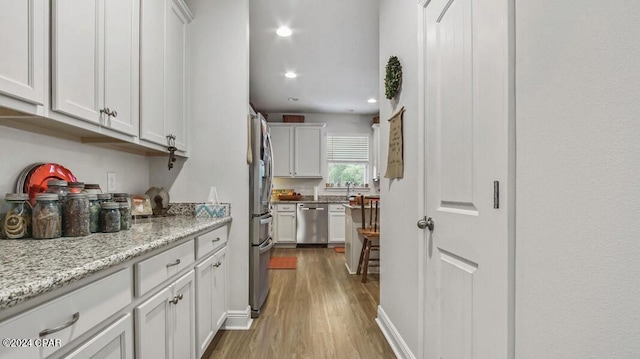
385,56,402,100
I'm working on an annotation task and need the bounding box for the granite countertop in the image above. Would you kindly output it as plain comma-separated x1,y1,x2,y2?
0,215,232,310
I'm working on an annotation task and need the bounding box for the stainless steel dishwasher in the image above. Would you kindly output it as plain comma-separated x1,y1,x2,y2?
296,203,328,244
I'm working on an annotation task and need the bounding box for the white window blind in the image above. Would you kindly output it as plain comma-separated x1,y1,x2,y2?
326,135,370,162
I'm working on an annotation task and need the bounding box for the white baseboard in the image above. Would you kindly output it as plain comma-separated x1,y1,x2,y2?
376,305,416,359
221,305,253,330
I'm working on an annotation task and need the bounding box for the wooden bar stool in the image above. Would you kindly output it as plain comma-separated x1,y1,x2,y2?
356,197,380,283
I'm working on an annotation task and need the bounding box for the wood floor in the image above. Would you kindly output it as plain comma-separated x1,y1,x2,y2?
204,247,395,359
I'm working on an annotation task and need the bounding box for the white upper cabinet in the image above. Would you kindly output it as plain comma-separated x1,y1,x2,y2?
52,0,140,136
140,0,192,151
269,124,325,178
270,125,294,177
0,0,46,109
294,126,323,177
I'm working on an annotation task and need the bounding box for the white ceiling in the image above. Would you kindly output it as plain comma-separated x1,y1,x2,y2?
249,0,380,115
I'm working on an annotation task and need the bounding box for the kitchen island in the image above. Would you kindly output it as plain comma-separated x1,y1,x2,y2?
344,204,379,274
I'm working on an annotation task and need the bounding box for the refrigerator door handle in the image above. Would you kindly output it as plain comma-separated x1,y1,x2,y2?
259,215,273,225
266,132,275,194
259,237,275,254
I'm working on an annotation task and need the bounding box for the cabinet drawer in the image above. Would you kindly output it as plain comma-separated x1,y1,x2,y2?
329,204,346,212
135,240,195,296
0,269,131,359
196,226,228,260
276,204,296,212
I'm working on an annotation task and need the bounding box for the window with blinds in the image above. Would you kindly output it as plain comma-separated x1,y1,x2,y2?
326,134,370,187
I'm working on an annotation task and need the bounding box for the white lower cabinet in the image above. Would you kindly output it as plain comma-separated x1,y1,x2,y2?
195,246,227,358
62,314,133,359
135,270,195,359
275,211,297,244
0,269,131,359
328,204,346,244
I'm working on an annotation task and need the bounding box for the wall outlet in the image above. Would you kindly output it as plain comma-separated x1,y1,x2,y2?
107,172,116,192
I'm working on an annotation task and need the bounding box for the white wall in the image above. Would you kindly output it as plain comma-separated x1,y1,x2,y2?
150,0,251,317
268,112,377,195
0,125,149,195
515,2,640,358
378,0,421,355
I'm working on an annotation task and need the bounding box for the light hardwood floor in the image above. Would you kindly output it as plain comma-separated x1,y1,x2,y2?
205,247,395,359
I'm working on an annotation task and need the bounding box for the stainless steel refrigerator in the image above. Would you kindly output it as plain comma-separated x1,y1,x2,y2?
249,113,275,317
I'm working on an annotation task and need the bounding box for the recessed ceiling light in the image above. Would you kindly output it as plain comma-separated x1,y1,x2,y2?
276,26,292,37
285,71,297,79
288,97,299,102
347,109,354,112
367,98,377,104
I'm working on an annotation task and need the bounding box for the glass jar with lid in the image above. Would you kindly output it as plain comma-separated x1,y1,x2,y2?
63,193,90,237
0,193,32,239
97,193,112,204
119,202,131,230
87,194,101,233
83,184,102,195
112,193,131,207
68,182,85,194
46,180,69,203
101,202,121,233
32,194,61,239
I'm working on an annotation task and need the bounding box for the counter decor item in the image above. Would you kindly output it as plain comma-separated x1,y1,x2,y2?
277,192,302,201
63,193,90,237
45,180,69,204
32,194,61,239
67,182,85,193
283,115,304,123
119,202,131,230
145,187,170,215
385,55,402,100
131,195,153,217
25,163,77,205
101,202,121,233
84,184,102,194
0,193,32,239
87,194,101,233
195,186,229,218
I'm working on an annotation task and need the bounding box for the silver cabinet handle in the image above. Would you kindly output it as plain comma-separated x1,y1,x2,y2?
111,110,117,118
166,259,181,268
39,312,80,337
170,293,184,304
214,261,222,268
212,237,221,243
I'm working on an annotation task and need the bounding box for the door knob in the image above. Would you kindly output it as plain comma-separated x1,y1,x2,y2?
417,216,434,231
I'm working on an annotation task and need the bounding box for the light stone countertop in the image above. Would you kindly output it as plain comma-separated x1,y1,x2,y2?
0,215,232,310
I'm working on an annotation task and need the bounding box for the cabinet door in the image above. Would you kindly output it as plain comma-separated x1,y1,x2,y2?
165,0,190,151
172,270,195,359
294,126,323,177
52,0,103,124
195,255,214,358
0,0,45,105
62,314,133,359
140,0,166,145
103,0,139,136
276,212,296,243
270,126,294,177
195,247,228,358
211,248,227,332
135,287,171,359
328,211,346,243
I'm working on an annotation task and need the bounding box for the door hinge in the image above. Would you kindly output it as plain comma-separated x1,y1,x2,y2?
494,180,499,209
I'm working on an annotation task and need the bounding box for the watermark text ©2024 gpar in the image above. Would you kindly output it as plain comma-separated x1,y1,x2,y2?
2,337,63,348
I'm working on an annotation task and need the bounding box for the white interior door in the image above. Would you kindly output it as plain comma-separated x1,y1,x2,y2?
420,0,515,358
